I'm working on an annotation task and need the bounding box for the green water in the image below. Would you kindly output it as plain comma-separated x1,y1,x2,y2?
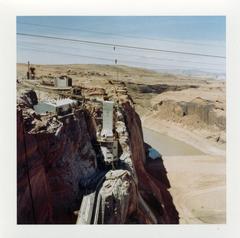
143,127,204,156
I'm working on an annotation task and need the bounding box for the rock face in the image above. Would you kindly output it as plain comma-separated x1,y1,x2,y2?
95,170,137,224
153,98,226,130
17,101,98,223
18,89,38,108
120,101,179,223
17,88,179,224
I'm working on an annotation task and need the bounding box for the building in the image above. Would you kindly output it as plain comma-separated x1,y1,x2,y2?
97,101,118,165
101,101,114,137
34,98,77,116
54,76,72,88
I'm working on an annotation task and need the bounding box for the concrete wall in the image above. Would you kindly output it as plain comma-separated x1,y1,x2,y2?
101,101,114,137
55,78,68,88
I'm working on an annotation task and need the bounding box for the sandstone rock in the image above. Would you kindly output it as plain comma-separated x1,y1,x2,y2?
120,101,179,223
18,88,179,224
94,170,137,224
17,103,98,224
18,89,38,108
153,98,226,130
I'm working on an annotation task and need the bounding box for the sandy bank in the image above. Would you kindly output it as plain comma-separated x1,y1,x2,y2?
142,118,226,224
142,116,225,157
164,155,226,224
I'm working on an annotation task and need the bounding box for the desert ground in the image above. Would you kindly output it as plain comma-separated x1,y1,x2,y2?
17,63,226,223
142,122,225,223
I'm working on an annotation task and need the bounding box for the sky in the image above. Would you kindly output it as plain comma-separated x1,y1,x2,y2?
17,16,226,76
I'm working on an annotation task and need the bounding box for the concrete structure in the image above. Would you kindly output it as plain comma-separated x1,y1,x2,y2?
99,139,118,164
34,98,77,115
97,101,119,165
76,192,96,224
101,101,114,137
54,76,72,88
92,100,119,164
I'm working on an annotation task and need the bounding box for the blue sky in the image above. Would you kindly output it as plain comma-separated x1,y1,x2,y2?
17,16,226,75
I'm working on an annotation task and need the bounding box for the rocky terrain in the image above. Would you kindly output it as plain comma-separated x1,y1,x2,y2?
17,63,226,224
17,63,226,143
17,82,178,224
17,92,98,223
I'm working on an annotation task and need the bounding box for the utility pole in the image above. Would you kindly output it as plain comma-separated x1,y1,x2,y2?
27,61,30,79
114,46,118,82
115,59,118,81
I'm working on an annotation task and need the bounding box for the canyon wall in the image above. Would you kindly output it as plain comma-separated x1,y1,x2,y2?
120,101,179,223
17,95,98,223
17,90,179,224
152,98,225,131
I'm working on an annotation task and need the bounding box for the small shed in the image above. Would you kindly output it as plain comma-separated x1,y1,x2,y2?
54,76,72,88
34,98,77,116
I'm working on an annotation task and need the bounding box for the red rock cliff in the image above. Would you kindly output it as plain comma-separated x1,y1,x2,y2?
17,106,98,224
17,89,178,224
121,101,179,223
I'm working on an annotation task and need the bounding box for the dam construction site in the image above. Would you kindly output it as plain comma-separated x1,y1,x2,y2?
17,63,226,224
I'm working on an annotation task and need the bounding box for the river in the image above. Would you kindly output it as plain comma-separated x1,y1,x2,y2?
143,127,204,156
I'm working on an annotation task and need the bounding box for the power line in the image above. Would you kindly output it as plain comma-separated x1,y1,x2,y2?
18,46,223,72
18,47,114,63
118,58,221,72
17,32,226,59
18,40,224,66
17,21,225,48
